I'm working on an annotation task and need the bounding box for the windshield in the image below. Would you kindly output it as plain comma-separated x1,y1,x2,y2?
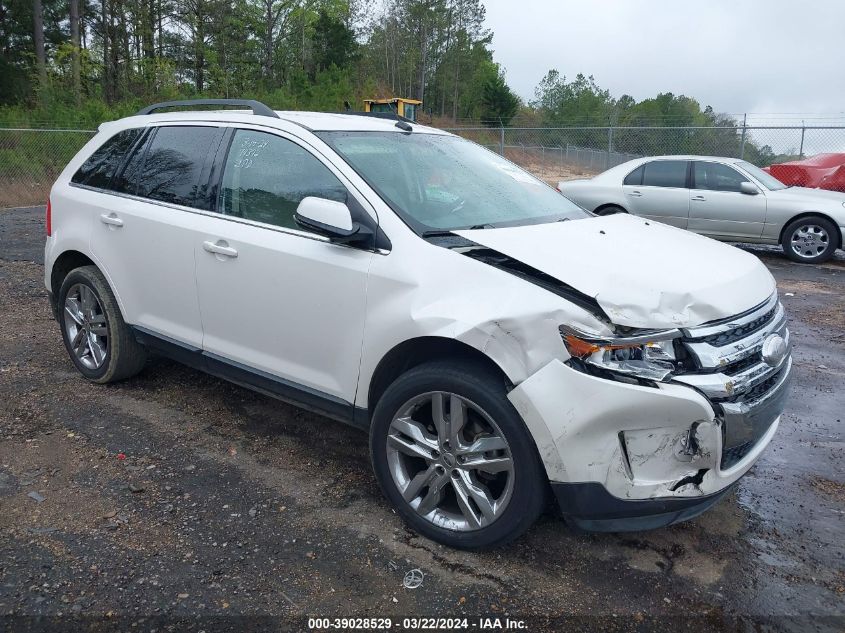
736,161,787,191
317,131,590,232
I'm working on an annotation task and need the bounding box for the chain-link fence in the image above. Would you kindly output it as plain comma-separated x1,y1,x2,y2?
443,125,845,187
0,128,95,208
2,124,845,209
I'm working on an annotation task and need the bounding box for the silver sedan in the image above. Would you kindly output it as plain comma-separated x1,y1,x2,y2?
558,155,845,263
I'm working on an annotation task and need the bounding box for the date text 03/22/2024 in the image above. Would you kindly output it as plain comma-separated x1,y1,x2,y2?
307,617,529,630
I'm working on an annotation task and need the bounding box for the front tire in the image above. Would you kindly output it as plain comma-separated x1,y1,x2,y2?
370,360,546,549
781,216,839,263
58,265,147,383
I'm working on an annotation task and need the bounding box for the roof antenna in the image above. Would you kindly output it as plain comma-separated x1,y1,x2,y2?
395,120,413,132
343,100,351,112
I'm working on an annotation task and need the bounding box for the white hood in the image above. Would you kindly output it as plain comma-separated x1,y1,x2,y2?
455,215,776,329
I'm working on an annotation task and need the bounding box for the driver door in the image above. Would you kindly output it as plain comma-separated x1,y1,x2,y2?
193,128,375,406
688,161,767,239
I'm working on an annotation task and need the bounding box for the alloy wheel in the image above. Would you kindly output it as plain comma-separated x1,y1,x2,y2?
790,224,830,259
385,391,515,532
63,283,109,370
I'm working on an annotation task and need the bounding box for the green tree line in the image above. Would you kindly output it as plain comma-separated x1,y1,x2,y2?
0,0,797,164
0,0,520,125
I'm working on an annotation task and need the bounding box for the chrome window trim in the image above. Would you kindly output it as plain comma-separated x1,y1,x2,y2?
69,183,331,243
71,183,389,255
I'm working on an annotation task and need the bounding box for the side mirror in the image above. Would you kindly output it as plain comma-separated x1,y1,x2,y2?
740,181,759,195
294,196,362,242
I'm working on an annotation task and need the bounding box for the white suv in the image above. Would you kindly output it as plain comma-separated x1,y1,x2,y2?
45,100,792,548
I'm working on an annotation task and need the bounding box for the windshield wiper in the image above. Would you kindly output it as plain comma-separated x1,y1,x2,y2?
467,223,495,230
421,229,455,238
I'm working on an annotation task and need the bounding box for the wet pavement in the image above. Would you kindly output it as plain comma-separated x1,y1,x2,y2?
1,207,843,632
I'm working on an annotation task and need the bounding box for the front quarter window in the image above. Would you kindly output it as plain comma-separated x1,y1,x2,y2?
316,131,589,232
736,161,787,191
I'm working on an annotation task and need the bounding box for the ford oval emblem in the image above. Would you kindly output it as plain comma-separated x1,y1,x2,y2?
761,333,787,367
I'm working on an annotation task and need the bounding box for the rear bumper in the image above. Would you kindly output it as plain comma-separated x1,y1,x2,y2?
552,481,736,532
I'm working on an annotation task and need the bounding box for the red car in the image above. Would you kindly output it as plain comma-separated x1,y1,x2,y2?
766,153,845,192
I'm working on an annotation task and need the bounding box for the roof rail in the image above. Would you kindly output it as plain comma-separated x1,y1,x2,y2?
136,99,279,118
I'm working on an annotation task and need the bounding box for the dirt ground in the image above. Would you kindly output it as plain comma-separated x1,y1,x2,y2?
1,207,843,632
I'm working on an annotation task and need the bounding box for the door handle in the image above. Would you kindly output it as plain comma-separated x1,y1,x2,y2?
100,213,124,227
627,191,643,197
203,240,238,259
691,195,706,202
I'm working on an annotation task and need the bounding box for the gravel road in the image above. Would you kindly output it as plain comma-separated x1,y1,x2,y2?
1,206,843,632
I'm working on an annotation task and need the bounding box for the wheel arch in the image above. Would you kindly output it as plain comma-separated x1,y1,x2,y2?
593,203,628,215
366,336,511,416
50,250,97,303
49,250,129,324
779,211,843,250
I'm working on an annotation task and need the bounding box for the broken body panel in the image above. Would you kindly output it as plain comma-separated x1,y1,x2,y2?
357,211,788,530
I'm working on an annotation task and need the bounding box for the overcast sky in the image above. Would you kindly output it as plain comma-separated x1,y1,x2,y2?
483,0,845,122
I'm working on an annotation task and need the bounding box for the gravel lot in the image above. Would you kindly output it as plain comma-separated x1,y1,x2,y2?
1,206,843,632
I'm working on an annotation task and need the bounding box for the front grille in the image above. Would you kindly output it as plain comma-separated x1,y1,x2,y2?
722,354,762,376
672,294,791,471
690,304,778,346
731,365,787,403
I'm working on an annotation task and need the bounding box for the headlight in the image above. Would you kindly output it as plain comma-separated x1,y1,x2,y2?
560,326,681,382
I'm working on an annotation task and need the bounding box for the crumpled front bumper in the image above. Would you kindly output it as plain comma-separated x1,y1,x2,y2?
508,357,791,531
550,480,737,532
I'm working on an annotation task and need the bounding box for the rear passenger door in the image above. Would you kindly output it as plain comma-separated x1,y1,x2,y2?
88,124,224,347
621,160,690,229
193,127,374,408
688,160,766,239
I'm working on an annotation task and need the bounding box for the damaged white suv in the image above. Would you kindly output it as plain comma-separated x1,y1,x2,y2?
45,100,792,549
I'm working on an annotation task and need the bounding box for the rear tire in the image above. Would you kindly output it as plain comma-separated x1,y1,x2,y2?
594,205,626,216
370,360,546,550
781,216,839,263
58,265,147,383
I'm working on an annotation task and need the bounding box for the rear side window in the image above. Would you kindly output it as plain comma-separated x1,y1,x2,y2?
71,128,142,189
642,161,688,188
219,129,347,230
134,126,220,208
623,165,643,186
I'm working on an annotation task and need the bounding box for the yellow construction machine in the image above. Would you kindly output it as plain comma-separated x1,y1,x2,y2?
363,97,421,122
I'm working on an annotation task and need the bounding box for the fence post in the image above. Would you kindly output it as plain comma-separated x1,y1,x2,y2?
799,120,806,158
739,113,747,159
607,126,614,170
499,124,505,156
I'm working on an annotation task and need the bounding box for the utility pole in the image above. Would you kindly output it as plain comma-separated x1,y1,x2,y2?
70,0,81,105
739,113,747,159
799,120,806,158
33,0,47,102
